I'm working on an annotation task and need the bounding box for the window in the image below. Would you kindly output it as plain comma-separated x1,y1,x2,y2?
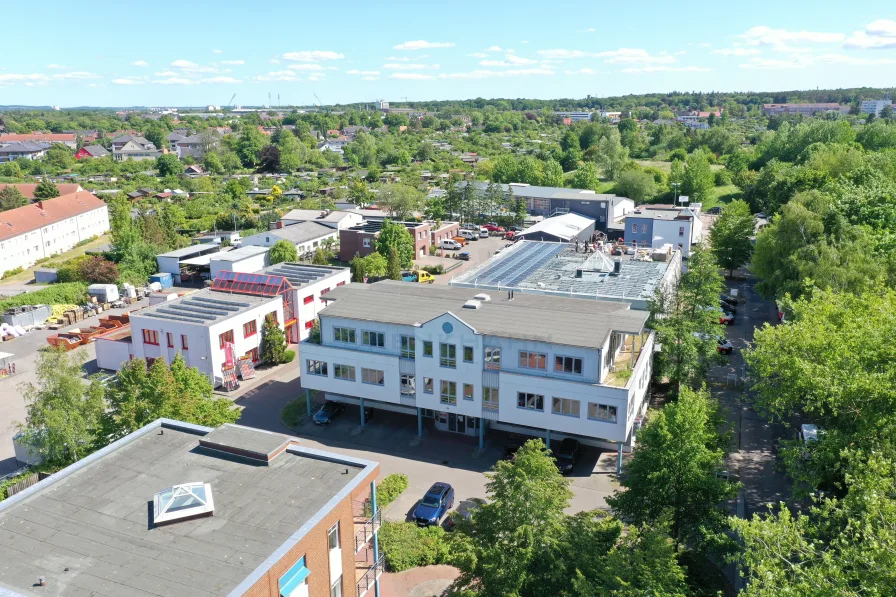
485,347,501,367
631,223,637,233
320,287,330,299
423,377,434,394
463,383,474,401
219,330,234,348
517,392,544,411
166,332,174,348
363,238,371,248
307,360,328,376
244,348,260,363
519,351,546,370
305,320,314,330
333,327,355,343
331,577,343,597
440,343,456,368
337,281,345,286
483,387,499,410
423,340,433,357
588,403,618,423
440,380,457,405
361,368,385,385
555,356,583,375
243,320,257,338
328,521,340,550
641,224,647,233
463,346,474,363
334,364,355,381
303,294,314,304
362,330,385,348
679,226,685,236
401,335,416,358
401,374,416,395
181,334,188,350
142,329,159,345
552,397,581,417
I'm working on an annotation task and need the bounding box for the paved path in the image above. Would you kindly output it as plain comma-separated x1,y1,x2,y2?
382,565,459,597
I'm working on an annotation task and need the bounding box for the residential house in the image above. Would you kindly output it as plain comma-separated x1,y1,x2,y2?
0,141,51,163
762,103,850,117
242,221,338,256
74,145,110,159
110,134,155,152
175,132,220,159
113,139,162,161
0,132,77,148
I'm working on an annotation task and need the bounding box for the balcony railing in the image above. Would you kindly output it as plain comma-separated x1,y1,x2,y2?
481,402,500,420
356,554,385,597
399,394,417,407
354,509,382,553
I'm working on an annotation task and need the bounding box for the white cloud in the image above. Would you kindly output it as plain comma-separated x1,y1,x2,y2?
712,48,761,56
394,40,455,50
202,76,242,83
361,76,379,81
598,48,675,64
46,64,65,69
154,77,194,85
565,67,596,75
255,70,302,82
171,59,198,68
389,72,435,80
112,78,144,85
844,19,896,49
154,70,178,77
578,27,595,33
537,49,595,59
738,26,845,48
131,60,149,67
269,59,281,64
818,52,896,65
382,63,439,70
287,63,327,71
220,60,245,65
699,43,712,48
480,54,538,67
438,67,554,79
52,71,102,80
622,65,711,73
0,73,50,83
485,45,502,52
281,50,345,61
347,70,381,76
212,49,222,54
522,40,529,44
467,53,488,58
739,55,814,70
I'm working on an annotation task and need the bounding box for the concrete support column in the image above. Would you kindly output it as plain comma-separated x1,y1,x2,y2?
371,480,381,597
360,397,366,428
305,388,312,417
617,442,624,475
545,429,551,450
630,333,635,368
417,407,423,437
479,418,484,449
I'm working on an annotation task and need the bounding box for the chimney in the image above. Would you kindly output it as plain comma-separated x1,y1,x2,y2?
37,201,43,210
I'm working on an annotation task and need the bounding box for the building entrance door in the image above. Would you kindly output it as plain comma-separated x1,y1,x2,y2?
457,415,466,434
447,413,457,432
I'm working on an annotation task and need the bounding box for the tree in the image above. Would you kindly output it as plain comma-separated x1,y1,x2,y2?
311,248,331,265
592,133,630,180
615,170,656,203
376,219,415,268
269,239,298,264
258,145,281,173
424,195,446,221
376,183,424,221
681,150,715,202
261,315,288,364
33,179,60,199
276,129,306,172
202,151,224,174
608,387,738,550
515,198,527,225
570,161,601,191
541,158,564,187
350,252,387,282
78,256,120,284
17,347,105,464
236,127,267,168
156,153,182,177
710,199,754,276
348,179,375,206
386,246,401,280
0,186,28,211
44,144,74,170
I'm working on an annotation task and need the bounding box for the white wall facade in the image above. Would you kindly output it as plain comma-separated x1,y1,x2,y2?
610,199,635,221
0,205,109,276
300,309,654,447
209,252,270,279
243,230,338,254
290,272,351,342
652,218,696,257
129,296,283,385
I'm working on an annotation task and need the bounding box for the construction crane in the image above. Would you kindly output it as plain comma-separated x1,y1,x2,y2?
313,92,328,113
227,93,236,108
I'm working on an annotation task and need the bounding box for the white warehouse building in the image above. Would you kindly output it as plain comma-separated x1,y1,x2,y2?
299,282,654,470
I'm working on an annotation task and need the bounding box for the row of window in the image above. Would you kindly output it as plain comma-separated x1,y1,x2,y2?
518,392,618,423
143,330,189,350
217,312,278,349
630,223,687,237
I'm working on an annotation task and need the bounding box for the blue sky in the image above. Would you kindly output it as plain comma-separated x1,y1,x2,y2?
2,1,896,107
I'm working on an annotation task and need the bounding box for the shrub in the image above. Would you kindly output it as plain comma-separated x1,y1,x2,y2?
0,283,89,311
282,349,296,363
0,267,24,280
714,169,733,186
378,473,409,509
78,256,120,284
422,265,445,275
378,522,451,572
56,255,92,283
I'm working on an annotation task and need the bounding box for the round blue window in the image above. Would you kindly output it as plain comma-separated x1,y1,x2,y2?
442,322,454,334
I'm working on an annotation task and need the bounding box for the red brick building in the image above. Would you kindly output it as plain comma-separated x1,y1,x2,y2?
339,220,432,261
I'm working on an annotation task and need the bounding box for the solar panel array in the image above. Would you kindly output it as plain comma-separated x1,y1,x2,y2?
265,264,334,287
210,271,291,296
143,295,252,324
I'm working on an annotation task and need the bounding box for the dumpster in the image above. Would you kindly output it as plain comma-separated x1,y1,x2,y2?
150,272,174,289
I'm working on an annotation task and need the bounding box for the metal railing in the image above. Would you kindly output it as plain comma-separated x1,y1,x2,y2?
356,554,385,597
354,509,382,553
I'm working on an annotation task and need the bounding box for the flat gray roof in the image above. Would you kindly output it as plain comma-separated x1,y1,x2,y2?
243,222,334,246
131,288,279,327
460,181,618,203
450,240,678,307
0,422,369,597
261,263,348,290
157,244,222,259
320,280,648,349
209,245,270,262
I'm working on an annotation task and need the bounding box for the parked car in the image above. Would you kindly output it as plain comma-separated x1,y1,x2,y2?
440,239,462,250
719,311,735,325
451,236,468,246
402,270,435,284
503,434,529,460
313,401,344,425
706,206,723,215
716,338,734,354
478,228,489,238
719,301,736,314
504,231,516,240
458,251,471,261
553,438,582,474
721,293,739,305
459,229,479,242
507,226,523,232
413,482,455,526
484,224,504,233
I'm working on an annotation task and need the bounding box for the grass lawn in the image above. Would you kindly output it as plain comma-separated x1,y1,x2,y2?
635,160,725,173
702,184,743,211
0,234,111,286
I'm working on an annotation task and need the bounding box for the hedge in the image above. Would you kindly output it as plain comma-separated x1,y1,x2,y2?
377,473,408,510
378,522,451,572
0,283,89,312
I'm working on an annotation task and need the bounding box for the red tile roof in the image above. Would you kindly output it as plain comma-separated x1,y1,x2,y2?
0,183,83,200
0,191,107,241
0,133,75,144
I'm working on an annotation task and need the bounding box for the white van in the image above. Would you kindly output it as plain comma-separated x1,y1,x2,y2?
479,227,489,238
439,238,462,250
459,229,478,241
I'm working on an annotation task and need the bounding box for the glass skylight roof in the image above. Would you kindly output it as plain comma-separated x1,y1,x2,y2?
153,482,215,525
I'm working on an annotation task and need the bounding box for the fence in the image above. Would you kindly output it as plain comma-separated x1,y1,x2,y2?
3,473,45,499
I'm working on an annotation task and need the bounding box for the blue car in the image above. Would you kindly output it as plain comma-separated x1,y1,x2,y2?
313,401,344,425
412,482,455,526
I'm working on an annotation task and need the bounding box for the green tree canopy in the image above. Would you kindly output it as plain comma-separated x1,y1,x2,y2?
376,219,415,268
681,150,715,203
269,239,298,264
0,186,28,211
33,179,60,199
376,183,424,221
710,199,755,276
156,153,182,177
261,315,288,364
615,169,657,203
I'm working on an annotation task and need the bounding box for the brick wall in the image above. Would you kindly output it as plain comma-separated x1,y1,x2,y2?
338,230,378,262
409,222,431,258
242,464,379,597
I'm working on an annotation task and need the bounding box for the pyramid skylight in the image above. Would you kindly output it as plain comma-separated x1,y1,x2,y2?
153,482,215,525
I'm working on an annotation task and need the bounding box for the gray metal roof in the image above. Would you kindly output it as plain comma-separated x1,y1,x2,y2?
243,222,334,246
0,422,367,597
320,280,648,349
516,213,593,241
157,244,222,259
460,181,618,203
261,262,348,289
208,245,270,262
131,288,279,327
450,240,678,307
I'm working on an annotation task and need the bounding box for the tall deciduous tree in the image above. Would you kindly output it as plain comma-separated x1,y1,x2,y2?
570,161,601,191
376,183,424,221
681,150,715,203
386,246,401,280
269,239,298,264
710,199,755,277
376,218,415,267
607,387,738,550
0,186,28,211
18,347,105,463
156,153,181,177
541,158,564,187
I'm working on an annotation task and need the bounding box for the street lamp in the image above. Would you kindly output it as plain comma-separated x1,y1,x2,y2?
671,182,681,205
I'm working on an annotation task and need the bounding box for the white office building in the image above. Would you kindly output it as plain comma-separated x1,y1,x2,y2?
861,96,893,116
299,282,654,466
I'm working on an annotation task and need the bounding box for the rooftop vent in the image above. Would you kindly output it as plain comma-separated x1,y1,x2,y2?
198,423,295,464
472,293,491,302
153,482,215,526
463,299,482,309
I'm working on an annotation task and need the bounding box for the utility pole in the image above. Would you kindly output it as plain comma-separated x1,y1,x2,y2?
671,182,681,205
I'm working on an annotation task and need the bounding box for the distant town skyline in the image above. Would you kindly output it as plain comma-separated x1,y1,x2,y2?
2,1,896,106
